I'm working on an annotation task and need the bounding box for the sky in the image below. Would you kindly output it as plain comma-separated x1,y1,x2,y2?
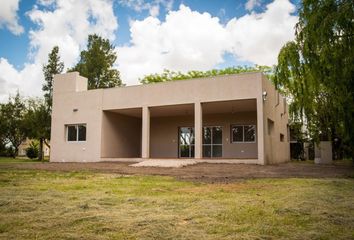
0,0,299,102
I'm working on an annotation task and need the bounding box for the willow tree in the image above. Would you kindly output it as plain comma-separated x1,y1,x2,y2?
275,0,354,158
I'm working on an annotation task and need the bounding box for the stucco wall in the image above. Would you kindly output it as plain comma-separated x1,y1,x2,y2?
262,75,290,164
101,111,141,158
150,115,193,158
102,73,261,110
204,112,258,158
149,112,257,159
50,71,289,164
50,73,103,162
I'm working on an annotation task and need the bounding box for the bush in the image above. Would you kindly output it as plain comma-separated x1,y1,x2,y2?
26,141,39,159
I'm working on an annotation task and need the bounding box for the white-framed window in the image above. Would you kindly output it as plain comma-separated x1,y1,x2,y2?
66,124,86,142
231,125,256,143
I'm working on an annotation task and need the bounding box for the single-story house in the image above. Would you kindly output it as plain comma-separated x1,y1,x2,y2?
50,71,290,164
18,138,50,157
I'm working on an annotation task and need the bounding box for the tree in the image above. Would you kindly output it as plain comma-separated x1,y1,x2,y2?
24,98,51,161
70,34,123,89
42,46,64,109
0,93,27,157
275,0,354,159
140,65,272,84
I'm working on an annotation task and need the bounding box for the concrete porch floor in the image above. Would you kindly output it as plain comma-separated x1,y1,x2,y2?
101,158,259,166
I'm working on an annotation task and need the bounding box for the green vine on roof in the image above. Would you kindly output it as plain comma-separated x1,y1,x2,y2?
139,65,273,84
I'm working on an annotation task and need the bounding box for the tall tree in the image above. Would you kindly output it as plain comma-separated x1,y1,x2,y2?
39,46,64,160
0,93,27,157
42,46,64,109
70,34,123,89
275,0,354,158
24,98,51,161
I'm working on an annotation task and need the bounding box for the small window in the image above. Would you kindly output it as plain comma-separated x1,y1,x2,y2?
232,125,244,142
244,125,256,142
78,125,86,141
231,125,256,143
267,119,274,135
66,124,86,142
280,134,284,142
67,125,77,141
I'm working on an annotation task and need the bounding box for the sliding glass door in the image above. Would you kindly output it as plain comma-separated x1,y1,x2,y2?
203,126,222,158
178,126,222,158
179,127,195,158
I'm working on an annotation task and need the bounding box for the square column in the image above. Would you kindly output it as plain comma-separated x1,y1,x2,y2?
257,97,265,165
194,102,203,159
142,106,150,159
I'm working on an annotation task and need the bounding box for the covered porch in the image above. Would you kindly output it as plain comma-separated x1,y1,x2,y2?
101,98,263,164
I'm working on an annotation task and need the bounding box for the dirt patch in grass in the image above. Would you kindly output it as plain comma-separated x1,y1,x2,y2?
1,160,353,183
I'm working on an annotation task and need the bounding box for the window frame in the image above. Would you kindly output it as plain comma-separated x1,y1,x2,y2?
231,124,257,143
66,124,87,142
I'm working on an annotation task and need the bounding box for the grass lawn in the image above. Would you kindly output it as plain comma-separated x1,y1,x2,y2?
0,168,353,240
0,157,46,164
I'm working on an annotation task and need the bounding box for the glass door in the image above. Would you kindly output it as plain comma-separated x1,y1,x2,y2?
203,126,222,158
179,127,195,158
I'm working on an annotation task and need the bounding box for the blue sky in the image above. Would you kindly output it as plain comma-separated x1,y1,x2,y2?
0,0,299,101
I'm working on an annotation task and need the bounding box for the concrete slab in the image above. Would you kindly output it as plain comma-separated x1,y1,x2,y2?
102,158,259,164
130,159,197,168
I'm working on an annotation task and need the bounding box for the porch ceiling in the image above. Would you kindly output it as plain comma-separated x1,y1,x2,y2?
105,108,142,118
150,104,194,117
202,99,256,114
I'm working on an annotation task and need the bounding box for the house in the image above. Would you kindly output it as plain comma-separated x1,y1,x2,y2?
18,138,50,157
50,71,290,164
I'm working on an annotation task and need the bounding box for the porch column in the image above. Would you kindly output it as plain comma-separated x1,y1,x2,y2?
142,106,150,159
194,102,203,159
257,97,265,165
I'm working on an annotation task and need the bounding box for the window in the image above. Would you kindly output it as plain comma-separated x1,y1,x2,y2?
231,125,256,143
280,134,284,142
267,119,274,136
203,126,222,158
66,124,86,142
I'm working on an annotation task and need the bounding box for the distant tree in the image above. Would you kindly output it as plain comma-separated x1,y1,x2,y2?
0,93,27,157
274,0,354,159
42,46,64,109
140,65,272,84
24,98,51,161
70,34,123,89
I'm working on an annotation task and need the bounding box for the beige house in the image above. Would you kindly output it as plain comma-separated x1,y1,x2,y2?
50,71,290,164
18,138,50,157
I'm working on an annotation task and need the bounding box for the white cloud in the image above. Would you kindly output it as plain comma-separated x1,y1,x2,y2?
0,0,118,102
117,4,231,85
245,0,261,11
1,0,298,101
119,0,173,17
0,0,24,35
227,0,298,65
117,0,297,85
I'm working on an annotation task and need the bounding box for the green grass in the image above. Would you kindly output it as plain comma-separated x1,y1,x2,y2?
0,169,353,240
0,157,42,163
